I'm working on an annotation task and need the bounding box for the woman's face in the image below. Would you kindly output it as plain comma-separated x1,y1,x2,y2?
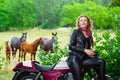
78,16,88,29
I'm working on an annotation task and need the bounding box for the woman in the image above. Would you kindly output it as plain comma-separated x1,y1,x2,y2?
67,15,106,80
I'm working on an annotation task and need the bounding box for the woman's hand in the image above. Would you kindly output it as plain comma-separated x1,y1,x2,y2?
84,49,95,56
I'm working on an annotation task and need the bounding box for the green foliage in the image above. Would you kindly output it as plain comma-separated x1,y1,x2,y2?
76,0,112,7
37,0,75,29
94,30,120,80
0,0,120,31
61,1,120,29
109,7,120,30
109,0,120,7
0,0,76,31
0,0,38,31
7,0,37,29
37,36,69,65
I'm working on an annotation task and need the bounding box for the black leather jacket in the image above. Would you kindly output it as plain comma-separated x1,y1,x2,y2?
69,29,93,59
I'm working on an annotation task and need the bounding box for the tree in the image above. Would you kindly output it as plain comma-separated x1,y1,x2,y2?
6,0,37,30
0,0,38,31
35,0,75,29
60,1,110,29
109,7,120,30
0,0,10,31
109,0,120,7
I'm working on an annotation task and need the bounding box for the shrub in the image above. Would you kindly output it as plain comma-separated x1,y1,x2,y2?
94,30,120,80
37,36,69,65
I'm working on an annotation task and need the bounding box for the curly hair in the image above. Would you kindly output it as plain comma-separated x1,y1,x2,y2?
76,15,93,30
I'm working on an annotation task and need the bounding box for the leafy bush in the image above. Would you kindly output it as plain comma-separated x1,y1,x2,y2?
94,30,120,80
37,36,69,65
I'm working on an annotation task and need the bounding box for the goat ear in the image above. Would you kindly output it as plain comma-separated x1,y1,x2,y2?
39,38,42,40
55,32,57,35
5,41,9,43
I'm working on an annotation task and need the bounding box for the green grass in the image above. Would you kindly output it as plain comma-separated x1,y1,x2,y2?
0,62,14,80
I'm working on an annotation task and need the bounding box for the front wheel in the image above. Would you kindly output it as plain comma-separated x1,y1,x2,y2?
19,75,35,80
19,75,41,80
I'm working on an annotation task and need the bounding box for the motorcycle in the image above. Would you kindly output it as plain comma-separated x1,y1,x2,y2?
12,57,112,80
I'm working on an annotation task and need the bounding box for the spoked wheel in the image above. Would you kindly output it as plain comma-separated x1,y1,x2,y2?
93,75,113,80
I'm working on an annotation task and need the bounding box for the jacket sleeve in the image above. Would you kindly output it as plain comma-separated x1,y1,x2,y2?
69,30,85,53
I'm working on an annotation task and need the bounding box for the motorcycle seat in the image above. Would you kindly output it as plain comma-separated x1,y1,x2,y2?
34,62,56,72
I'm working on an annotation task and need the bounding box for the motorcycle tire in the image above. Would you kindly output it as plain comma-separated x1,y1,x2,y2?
19,75,41,80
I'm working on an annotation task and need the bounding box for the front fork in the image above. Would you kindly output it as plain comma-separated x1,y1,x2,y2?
12,71,23,80
35,72,42,80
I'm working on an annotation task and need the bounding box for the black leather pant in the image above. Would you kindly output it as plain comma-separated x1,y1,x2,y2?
67,55,106,80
